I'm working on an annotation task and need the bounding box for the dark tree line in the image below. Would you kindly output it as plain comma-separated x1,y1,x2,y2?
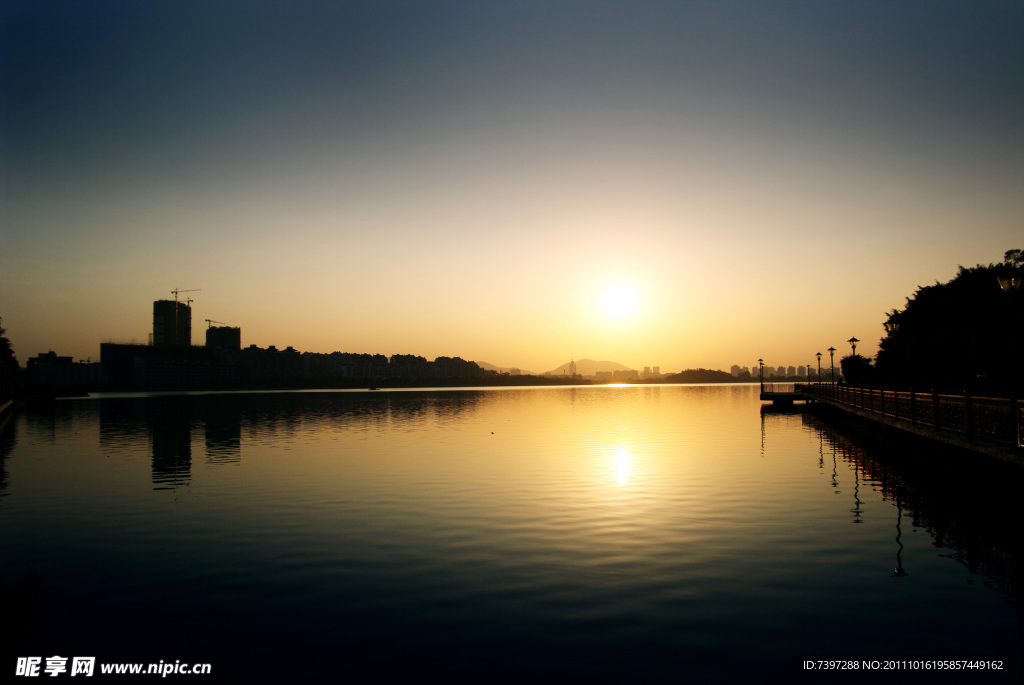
663,368,737,384
0,317,17,371
840,354,875,387
0,316,17,403
872,249,1023,395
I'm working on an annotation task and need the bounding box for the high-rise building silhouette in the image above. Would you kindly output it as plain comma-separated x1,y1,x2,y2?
153,300,191,347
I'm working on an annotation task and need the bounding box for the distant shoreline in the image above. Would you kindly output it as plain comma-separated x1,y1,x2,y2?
23,377,775,399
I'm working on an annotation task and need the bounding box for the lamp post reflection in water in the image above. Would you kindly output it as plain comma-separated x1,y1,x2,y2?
851,460,863,524
831,442,839,492
893,495,909,578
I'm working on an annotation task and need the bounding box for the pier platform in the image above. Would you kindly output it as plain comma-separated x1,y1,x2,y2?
759,383,814,405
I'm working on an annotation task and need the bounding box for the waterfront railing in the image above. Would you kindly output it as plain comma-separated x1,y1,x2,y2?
0,367,15,414
760,383,796,394
799,384,1024,450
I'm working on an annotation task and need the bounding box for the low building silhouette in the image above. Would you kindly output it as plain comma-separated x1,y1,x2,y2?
23,351,102,395
100,342,243,389
206,326,241,351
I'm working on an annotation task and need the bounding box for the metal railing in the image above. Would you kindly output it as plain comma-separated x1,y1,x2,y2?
0,366,15,405
803,384,1024,449
760,383,797,394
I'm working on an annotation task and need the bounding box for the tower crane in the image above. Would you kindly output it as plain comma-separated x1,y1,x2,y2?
171,288,201,305
205,319,229,328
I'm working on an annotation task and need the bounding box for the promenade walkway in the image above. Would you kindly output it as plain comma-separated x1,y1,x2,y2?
800,383,1024,466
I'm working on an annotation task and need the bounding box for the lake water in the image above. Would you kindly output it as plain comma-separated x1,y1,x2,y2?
1,384,1021,682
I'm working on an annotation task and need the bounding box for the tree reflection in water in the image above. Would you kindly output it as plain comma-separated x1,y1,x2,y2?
801,410,1023,648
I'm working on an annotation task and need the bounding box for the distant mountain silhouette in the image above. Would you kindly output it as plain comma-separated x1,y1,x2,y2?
476,361,538,376
544,359,634,376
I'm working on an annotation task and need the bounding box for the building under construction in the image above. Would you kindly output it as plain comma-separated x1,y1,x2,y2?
98,292,249,389
152,299,191,347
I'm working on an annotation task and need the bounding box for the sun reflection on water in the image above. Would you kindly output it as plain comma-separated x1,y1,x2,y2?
614,448,630,484
5,385,1021,680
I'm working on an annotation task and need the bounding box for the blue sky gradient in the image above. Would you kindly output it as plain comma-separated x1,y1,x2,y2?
3,1,1022,372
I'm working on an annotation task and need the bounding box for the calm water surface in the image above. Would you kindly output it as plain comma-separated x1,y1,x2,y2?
1,384,1020,682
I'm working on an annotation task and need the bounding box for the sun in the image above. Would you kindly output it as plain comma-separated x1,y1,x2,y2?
600,283,638,318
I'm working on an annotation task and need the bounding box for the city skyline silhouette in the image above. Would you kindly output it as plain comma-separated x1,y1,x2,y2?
3,2,1021,375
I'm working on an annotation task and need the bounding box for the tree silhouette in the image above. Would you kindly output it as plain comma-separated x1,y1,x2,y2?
840,355,875,387
0,316,18,370
875,250,1023,394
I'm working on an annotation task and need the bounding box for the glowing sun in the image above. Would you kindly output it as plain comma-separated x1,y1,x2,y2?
600,284,638,318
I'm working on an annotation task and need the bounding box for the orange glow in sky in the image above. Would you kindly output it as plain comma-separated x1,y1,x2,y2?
2,3,1021,374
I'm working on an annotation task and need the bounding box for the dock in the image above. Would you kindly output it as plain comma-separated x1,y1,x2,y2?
759,383,814,405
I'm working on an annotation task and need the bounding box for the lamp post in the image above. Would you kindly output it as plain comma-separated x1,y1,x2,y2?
816,352,822,384
828,347,836,384
883,322,900,388
997,273,1021,294
758,358,764,391
997,272,1021,445
997,275,1021,364
848,336,859,358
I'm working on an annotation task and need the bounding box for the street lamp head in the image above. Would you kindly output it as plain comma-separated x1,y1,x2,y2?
847,337,859,345
883,321,900,334
816,352,822,361
827,346,836,355
997,274,1022,293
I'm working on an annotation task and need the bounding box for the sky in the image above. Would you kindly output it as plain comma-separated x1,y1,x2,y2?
2,1,1022,375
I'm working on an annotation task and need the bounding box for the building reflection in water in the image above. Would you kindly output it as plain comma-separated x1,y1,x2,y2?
99,397,195,491
150,399,192,491
202,397,241,465
96,390,489,490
